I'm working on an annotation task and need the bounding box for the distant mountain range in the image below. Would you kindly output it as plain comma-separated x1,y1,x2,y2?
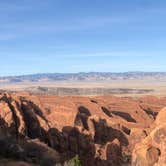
0,72,166,83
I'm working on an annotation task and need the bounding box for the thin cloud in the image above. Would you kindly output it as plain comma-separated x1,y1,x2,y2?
0,15,144,41
63,51,162,58
0,14,160,39
0,16,127,31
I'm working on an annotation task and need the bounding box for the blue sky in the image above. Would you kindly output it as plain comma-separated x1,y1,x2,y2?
0,0,166,76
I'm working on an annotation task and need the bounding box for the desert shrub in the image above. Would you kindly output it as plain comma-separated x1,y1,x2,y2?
65,155,82,166
122,152,131,163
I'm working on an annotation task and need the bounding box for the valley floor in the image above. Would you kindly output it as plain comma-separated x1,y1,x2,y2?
1,79,166,97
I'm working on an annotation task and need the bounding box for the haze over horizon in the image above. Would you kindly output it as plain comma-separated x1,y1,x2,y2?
0,0,166,76
1,71,166,78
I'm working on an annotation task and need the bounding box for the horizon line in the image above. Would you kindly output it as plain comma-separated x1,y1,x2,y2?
1,71,166,78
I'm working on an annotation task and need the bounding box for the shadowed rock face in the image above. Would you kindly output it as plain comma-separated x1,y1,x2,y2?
0,92,166,165
111,111,136,123
74,106,91,130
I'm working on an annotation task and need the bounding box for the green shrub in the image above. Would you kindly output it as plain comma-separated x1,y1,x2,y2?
66,155,82,166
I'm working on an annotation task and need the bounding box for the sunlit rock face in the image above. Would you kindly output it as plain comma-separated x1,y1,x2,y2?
132,107,166,166
0,92,166,165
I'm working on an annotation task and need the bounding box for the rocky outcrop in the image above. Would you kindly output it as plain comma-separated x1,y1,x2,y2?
139,96,166,120
132,107,166,166
0,92,166,165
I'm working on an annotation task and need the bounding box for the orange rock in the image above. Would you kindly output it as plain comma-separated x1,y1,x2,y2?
155,107,166,126
0,92,166,165
132,107,166,166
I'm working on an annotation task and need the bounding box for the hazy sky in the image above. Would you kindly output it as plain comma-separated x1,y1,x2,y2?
0,0,166,76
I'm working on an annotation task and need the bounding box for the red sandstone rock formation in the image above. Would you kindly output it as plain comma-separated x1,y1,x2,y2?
0,92,166,165
132,107,166,166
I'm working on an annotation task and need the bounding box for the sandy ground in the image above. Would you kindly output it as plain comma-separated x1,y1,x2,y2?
0,79,166,97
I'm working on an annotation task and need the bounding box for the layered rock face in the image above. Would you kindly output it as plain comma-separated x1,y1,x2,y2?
0,92,166,166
